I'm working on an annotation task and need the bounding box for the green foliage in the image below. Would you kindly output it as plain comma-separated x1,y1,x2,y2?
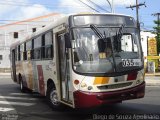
153,20,160,53
156,36,160,53
153,27,160,31
154,20,160,25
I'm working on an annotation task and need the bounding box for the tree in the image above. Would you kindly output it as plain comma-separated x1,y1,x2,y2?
153,20,160,53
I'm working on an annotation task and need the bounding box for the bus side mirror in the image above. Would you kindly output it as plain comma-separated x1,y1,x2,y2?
64,33,71,48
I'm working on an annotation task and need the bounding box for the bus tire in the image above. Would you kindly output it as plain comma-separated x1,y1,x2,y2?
20,80,26,93
46,85,62,110
19,74,26,93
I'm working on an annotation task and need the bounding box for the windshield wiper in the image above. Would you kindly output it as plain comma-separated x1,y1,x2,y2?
116,24,125,41
116,24,125,40
90,24,106,53
90,24,117,72
90,24,103,39
116,24,125,52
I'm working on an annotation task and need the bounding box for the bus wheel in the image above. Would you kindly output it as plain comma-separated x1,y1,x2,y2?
47,85,62,110
20,80,26,93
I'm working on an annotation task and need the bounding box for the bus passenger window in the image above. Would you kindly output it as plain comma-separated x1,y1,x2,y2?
18,45,21,61
26,41,32,60
45,46,53,59
23,43,27,60
34,49,41,59
15,48,17,61
42,31,53,59
33,36,42,60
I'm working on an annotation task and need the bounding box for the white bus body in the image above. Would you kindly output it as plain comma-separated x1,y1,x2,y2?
10,13,145,109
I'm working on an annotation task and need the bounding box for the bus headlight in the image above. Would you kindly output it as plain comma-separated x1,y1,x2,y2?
136,72,144,85
136,80,141,84
140,74,144,81
81,83,87,88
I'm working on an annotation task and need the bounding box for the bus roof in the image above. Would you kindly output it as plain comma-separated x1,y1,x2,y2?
10,40,20,50
70,13,133,18
10,13,134,47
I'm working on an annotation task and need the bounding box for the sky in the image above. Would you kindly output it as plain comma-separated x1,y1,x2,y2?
0,0,159,31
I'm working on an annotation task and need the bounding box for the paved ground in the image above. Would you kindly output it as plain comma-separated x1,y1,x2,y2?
145,76,160,86
0,76,159,120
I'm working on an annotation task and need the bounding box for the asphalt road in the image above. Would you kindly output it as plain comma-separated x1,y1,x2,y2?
0,76,160,120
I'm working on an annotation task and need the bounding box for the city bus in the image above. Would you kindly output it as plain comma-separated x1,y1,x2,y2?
10,13,145,109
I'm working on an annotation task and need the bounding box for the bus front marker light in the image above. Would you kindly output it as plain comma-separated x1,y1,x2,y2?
130,93,134,97
74,79,80,85
88,86,93,90
137,92,144,98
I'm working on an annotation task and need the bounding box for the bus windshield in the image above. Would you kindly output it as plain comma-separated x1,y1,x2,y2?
72,26,143,75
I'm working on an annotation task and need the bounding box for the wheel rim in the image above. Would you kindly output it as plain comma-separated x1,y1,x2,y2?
50,90,59,106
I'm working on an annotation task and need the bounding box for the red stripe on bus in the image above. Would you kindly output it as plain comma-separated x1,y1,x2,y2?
37,65,45,96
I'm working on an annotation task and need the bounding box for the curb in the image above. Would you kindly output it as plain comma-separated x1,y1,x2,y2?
0,73,11,78
0,73,11,76
145,75,160,77
146,83,160,86
145,74,160,76
0,75,11,78
145,80,160,86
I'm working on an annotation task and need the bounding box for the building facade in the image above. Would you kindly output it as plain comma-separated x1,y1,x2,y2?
0,13,62,72
140,31,157,72
140,31,156,58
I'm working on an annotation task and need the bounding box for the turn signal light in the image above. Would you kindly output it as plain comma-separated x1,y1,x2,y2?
137,92,144,98
127,71,137,81
74,79,80,85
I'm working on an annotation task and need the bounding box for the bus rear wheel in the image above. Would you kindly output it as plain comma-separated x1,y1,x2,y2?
46,85,62,110
20,80,26,93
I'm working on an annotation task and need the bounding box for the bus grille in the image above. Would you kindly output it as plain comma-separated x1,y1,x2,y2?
97,82,133,90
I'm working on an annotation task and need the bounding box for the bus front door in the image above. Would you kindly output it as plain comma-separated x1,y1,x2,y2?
57,33,72,104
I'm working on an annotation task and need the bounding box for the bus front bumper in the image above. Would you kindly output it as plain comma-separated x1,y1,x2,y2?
73,81,145,108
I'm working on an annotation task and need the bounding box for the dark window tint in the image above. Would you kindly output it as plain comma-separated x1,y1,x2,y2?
23,43,27,60
20,44,24,60
45,32,52,45
18,45,21,61
26,41,32,60
32,28,36,32
33,48,41,59
14,32,18,38
34,36,41,48
33,36,42,60
26,41,32,50
42,31,53,59
15,48,17,61
73,15,136,27
0,55,2,60
45,46,53,59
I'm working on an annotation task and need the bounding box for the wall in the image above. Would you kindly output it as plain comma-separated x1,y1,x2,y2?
0,14,62,71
